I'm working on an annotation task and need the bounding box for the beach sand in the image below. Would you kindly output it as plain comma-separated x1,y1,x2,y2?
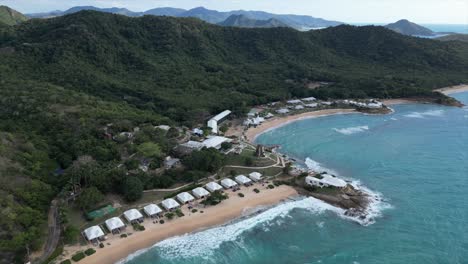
434,84,468,95
62,184,298,264
245,109,356,143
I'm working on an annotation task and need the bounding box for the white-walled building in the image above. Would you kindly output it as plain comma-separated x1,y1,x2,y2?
207,110,231,134
287,99,302,104
123,209,144,224
143,204,163,218
161,198,180,211
221,178,238,189
192,187,210,199
305,175,347,188
83,226,105,242
105,217,125,234
202,136,232,149
276,108,290,114
205,181,223,192
176,192,195,204
302,97,317,102
249,172,263,182
235,175,253,186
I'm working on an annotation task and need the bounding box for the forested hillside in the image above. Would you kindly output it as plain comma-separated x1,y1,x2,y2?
0,10,467,262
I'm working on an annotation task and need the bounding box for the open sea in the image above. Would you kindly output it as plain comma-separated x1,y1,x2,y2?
122,92,468,264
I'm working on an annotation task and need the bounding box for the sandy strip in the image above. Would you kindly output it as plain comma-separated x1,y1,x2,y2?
434,84,468,95
245,109,356,143
63,185,298,264
381,99,419,105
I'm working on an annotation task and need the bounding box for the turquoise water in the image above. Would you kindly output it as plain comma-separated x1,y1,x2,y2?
123,92,468,264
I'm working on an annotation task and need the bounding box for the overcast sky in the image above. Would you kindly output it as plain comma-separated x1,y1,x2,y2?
1,0,467,24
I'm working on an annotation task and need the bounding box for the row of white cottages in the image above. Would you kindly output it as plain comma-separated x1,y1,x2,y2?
83,172,264,243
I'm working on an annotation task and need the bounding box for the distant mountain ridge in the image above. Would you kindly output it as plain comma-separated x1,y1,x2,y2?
219,14,289,28
385,19,434,36
26,6,343,29
0,5,28,25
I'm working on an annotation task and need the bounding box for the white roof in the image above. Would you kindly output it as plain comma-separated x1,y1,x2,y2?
205,181,223,192
305,103,318,108
321,174,347,188
235,175,252,185
249,172,263,181
295,105,304,110
302,97,317,102
287,99,302,104
123,209,143,222
156,125,170,131
181,141,204,150
161,198,180,210
202,136,231,149
83,226,105,241
143,204,163,216
176,192,195,203
105,217,125,231
221,178,238,188
276,108,290,114
210,110,231,122
192,187,210,198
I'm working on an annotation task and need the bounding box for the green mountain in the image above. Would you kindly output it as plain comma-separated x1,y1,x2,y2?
1,11,468,262
385,19,434,36
219,14,290,28
0,5,28,25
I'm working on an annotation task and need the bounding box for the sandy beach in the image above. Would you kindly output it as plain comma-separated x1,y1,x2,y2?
434,84,468,95
245,109,356,143
61,184,298,264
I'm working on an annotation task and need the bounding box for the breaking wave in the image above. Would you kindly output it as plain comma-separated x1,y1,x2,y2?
404,110,444,118
333,125,369,135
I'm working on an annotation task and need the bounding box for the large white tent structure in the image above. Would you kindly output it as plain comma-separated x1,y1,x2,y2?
249,172,263,182
143,204,163,217
105,217,125,234
235,175,253,186
161,198,180,210
176,192,195,204
221,178,238,189
205,181,223,192
192,187,210,199
123,209,144,223
83,226,105,242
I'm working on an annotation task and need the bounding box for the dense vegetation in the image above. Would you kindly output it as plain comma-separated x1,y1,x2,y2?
0,10,467,262
0,6,28,26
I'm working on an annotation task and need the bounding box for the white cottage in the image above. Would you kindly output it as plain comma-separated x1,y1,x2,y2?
161,198,180,211
205,181,223,192
83,226,105,242
221,178,238,189
123,209,144,224
105,217,125,234
305,175,347,188
192,187,210,199
176,192,195,204
249,172,263,182
235,175,253,186
143,204,163,218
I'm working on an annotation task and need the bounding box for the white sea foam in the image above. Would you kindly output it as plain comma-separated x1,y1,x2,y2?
404,110,444,118
333,125,369,135
305,158,338,174
390,117,398,121
117,197,350,262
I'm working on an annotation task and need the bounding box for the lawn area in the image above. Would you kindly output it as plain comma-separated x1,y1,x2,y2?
219,166,284,178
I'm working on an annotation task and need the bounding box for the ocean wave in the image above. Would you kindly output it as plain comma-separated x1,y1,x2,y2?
404,110,444,118
333,125,369,135
305,158,338,175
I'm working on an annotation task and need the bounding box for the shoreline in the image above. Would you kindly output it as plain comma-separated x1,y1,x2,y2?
62,185,298,264
245,109,356,143
434,84,468,95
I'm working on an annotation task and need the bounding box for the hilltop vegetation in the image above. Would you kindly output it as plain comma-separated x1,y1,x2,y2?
0,6,28,26
0,10,468,262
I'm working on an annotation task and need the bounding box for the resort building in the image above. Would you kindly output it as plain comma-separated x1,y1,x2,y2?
221,178,238,189
249,172,263,182
302,97,317,102
294,105,305,110
180,141,204,151
287,99,302,104
143,204,163,218
205,181,223,192
276,108,290,114
235,175,253,186
305,175,347,188
83,225,105,243
161,198,180,211
202,136,232,149
105,217,126,234
305,103,318,108
123,209,144,224
207,110,231,134
176,192,195,204
164,156,181,169
155,125,171,131
192,187,210,199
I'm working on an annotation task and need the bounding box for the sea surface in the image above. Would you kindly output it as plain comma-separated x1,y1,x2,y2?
122,92,468,264
353,23,468,34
